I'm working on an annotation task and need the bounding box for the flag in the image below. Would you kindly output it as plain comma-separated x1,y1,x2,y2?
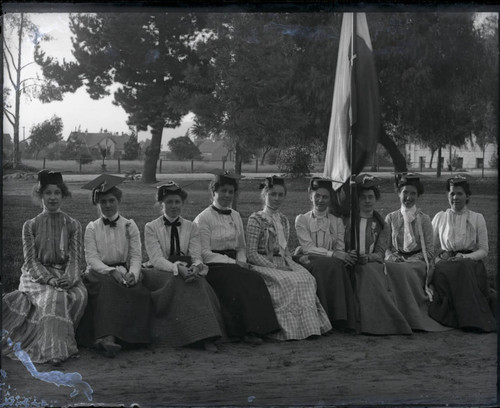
323,13,380,191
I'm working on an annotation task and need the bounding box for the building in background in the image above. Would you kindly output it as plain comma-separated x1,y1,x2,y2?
67,130,132,159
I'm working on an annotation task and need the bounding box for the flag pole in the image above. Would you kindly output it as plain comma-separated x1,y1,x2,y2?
349,13,358,252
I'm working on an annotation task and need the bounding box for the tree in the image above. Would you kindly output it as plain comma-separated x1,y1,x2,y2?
168,134,201,160
123,131,141,160
186,13,306,175
3,13,62,168
26,115,63,159
63,138,93,164
2,133,14,163
35,13,204,182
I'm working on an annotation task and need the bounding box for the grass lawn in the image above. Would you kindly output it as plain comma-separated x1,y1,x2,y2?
3,176,497,293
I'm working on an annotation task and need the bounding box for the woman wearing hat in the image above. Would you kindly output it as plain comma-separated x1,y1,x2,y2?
2,170,87,366
194,171,280,344
246,176,332,340
142,182,225,351
77,174,151,357
429,175,495,332
383,173,447,332
351,174,412,335
294,177,356,331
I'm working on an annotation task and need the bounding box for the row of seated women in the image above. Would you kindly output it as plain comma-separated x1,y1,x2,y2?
2,170,496,367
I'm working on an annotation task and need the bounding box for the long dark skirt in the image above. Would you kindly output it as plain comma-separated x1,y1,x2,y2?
429,259,496,332
354,262,412,335
384,261,449,332
300,257,356,330
141,269,225,347
206,263,280,338
76,269,151,347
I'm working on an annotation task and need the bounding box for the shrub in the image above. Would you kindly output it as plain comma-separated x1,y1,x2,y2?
276,146,314,177
489,153,498,169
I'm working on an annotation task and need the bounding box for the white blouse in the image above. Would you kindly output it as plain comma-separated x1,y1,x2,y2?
144,216,204,275
193,206,247,264
84,215,142,280
295,210,345,256
432,208,488,261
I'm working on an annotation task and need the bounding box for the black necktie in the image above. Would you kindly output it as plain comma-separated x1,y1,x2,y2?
211,205,232,215
164,217,181,256
102,215,120,228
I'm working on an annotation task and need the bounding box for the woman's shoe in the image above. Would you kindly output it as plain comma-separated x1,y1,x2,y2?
96,336,122,358
49,358,63,367
242,335,264,345
203,341,219,353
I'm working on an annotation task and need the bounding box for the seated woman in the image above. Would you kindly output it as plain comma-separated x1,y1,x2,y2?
351,174,412,335
2,170,87,366
294,177,356,331
142,182,225,352
429,175,496,332
77,174,151,357
193,171,280,344
384,173,447,332
246,176,332,340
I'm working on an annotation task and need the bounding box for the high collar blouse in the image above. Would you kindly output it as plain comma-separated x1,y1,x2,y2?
84,214,142,280
144,215,204,275
432,208,488,260
193,206,247,264
294,210,345,257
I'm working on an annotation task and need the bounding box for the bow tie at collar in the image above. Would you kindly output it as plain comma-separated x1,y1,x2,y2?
164,216,181,227
312,209,328,218
211,205,232,215
102,215,120,227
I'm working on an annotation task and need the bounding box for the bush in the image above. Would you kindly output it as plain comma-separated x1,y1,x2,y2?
276,146,314,177
489,153,498,169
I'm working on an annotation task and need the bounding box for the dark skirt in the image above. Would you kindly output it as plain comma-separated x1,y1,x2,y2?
301,257,356,330
76,269,152,347
429,259,496,332
141,269,225,347
354,262,412,335
206,263,280,338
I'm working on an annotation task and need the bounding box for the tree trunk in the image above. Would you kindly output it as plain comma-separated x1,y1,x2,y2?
437,147,442,177
232,142,243,211
378,123,407,172
142,124,163,183
260,146,272,165
429,149,435,168
13,14,25,169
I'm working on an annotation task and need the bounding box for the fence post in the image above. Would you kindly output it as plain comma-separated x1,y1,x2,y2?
255,158,258,173
79,158,82,173
43,158,46,169
191,159,194,173
159,159,162,174
222,159,226,171
118,158,121,174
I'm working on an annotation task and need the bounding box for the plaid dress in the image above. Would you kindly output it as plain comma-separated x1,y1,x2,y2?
246,210,332,340
2,211,87,363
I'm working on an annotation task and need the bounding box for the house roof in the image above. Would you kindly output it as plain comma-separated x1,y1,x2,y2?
68,131,131,150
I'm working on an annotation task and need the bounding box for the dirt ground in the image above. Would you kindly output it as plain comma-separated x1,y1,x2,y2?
1,329,497,407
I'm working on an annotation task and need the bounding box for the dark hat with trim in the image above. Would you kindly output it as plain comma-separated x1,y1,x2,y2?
38,170,63,187
446,174,471,194
209,170,243,186
395,172,424,195
81,174,125,204
259,175,285,189
355,174,382,189
309,177,334,192
156,181,187,202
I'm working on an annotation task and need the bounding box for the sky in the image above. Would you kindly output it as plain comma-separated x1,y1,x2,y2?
2,13,193,147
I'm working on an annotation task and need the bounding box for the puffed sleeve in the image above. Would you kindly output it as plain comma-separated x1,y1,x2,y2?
294,214,332,257
22,219,54,284
233,212,247,263
144,221,178,274
384,212,398,260
188,222,205,268
84,221,115,275
126,220,142,280
65,218,84,284
431,211,446,258
193,211,236,264
465,212,488,261
246,214,276,268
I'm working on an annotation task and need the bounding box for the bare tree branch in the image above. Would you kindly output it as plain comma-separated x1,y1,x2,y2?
4,109,15,127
